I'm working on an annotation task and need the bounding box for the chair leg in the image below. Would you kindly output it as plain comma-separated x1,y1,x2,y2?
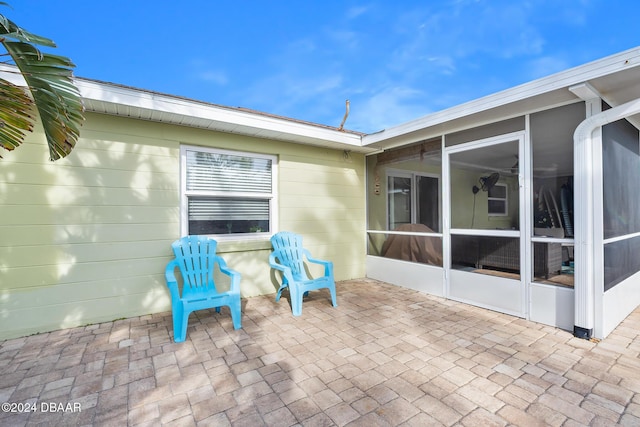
172,304,188,343
329,284,338,307
275,284,287,302
290,286,303,316
230,300,242,329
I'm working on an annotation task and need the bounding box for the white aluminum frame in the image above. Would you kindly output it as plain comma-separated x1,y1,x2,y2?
445,131,527,317
573,96,640,338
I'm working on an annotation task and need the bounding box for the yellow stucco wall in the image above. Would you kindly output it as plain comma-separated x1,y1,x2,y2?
0,112,366,340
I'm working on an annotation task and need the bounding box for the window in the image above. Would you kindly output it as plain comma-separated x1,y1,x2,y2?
488,183,508,216
181,146,276,238
387,171,440,231
387,175,412,230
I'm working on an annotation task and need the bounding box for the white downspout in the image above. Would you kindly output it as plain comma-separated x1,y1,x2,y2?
573,97,640,339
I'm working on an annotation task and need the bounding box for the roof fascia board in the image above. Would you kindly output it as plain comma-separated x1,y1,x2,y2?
76,79,367,150
363,47,640,146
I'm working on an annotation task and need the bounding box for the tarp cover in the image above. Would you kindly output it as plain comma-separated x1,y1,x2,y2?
381,224,443,266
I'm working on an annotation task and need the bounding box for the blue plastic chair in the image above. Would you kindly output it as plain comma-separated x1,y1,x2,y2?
165,236,242,342
269,231,337,316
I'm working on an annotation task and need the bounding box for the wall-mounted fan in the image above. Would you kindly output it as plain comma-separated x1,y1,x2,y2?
471,172,500,228
472,172,500,194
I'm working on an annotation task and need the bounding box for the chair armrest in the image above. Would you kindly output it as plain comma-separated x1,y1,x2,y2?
305,250,334,277
216,256,241,294
269,253,295,283
165,259,182,301
268,252,285,270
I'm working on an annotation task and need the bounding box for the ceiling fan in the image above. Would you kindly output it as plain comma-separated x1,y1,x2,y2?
507,154,562,176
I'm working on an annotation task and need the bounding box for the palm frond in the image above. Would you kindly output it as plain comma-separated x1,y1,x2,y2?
0,77,33,156
0,10,84,161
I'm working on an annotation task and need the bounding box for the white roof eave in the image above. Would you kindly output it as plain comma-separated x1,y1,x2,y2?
76,79,375,154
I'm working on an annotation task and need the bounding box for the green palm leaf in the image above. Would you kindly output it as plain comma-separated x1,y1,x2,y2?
0,5,84,161
0,78,33,152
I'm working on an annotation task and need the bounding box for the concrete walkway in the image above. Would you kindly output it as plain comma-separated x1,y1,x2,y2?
1,278,639,426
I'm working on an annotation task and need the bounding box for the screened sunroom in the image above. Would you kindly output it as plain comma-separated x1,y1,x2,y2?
363,47,640,339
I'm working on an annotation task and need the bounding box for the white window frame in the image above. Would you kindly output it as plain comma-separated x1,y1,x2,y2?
180,145,278,240
386,171,413,230
386,169,441,230
488,183,508,216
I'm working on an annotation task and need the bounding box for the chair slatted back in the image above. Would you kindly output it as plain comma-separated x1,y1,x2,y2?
271,232,309,281
271,232,303,251
171,235,217,296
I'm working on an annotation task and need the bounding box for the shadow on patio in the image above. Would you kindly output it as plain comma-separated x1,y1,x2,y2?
1,278,640,426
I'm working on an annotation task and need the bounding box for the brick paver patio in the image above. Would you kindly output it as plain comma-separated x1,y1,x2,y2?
1,278,640,426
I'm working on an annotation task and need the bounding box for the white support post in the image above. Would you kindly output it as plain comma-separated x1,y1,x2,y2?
573,96,640,339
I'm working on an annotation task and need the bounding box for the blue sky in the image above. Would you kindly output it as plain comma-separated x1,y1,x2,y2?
8,1,640,133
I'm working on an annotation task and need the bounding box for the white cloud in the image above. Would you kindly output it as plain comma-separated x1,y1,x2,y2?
427,56,456,75
242,71,344,116
543,0,593,26
287,38,317,54
388,1,546,76
187,59,229,86
526,55,571,80
196,70,228,85
348,85,431,132
346,5,370,20
326,29,360,50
